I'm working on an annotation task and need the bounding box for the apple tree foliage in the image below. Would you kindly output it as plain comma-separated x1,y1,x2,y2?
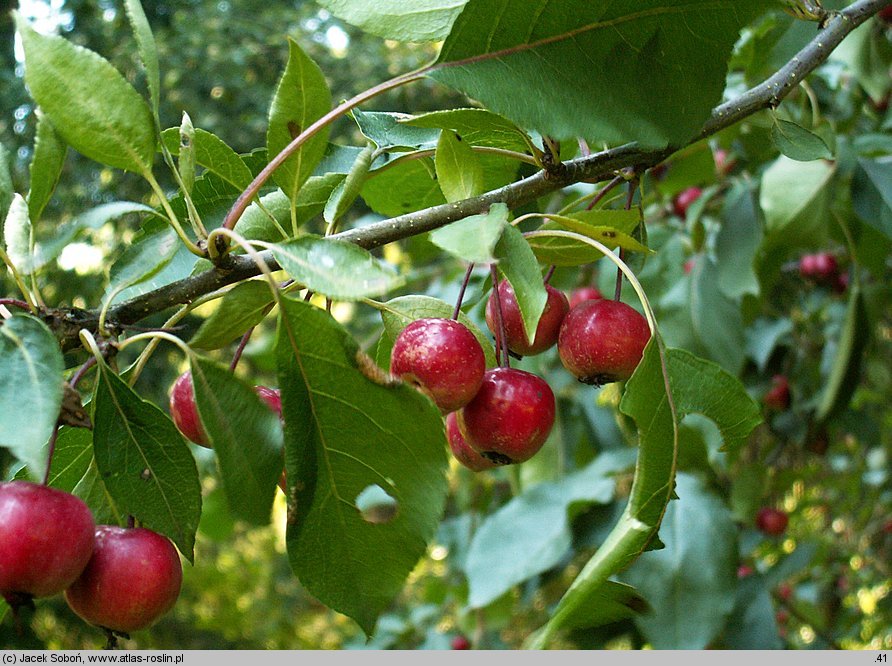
2,0,892,650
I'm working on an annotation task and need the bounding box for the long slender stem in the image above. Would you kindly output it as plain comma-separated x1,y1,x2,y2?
41,427,60,486
144,171,204,257
452,263,475,320
614,178,639,301
229,327,255,372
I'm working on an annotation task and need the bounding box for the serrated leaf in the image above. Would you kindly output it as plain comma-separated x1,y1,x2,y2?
431,1,773,148
815,280,869,424
27,110,66,223
379,294,498,368
429,202,508,263
494,225,547,345
276,297,449,635
190,357,284,526
92,360,201,560
314,0,467,42
267,38,332,205
0,315,64,479
189,280,276,350
15,13,156,174
622,473,737,649
436,129,484,202
270,235,403,300
531,344,761,645
351,109,440,152
4,193,33,275
466,456,619,608
770,119,832,161
161,127,253,190
124,0,160,121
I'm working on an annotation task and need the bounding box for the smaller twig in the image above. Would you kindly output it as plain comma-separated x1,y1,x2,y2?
229,327,255,372
489,265,509,367
452,263,476,320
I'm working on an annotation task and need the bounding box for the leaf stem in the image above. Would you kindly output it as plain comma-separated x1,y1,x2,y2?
489,264,509,367
452,263,475,320
143,170,205,257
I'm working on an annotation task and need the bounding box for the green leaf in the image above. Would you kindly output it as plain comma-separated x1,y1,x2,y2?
103,219,181,305
715,182,762,299
688,258,746,374
313,0,467,42
43,427,94,492
190,357,284,526
815,280,869,424
351,109,440,152
0,315,64,479
267,38,332,203
176,113,196,194
234,178,344,243
402,108,533,152
429,202,509,264
4,194,34,275
466,456,620,608
324,143,375,227
27,110,66,223
161,127,254,190
189,281,276,350
494,225,547,345
379,295,498,369
276,297,449,635
770,119,832,161
759,155,834,238
852,157,892,241
435,129,485,202
270,235,403,300
72,458,124,527
92,360,202,561
124,0,161,121
431,1,773,148
745,317,793,373
530,344,761,645
622,473,737,649
361,156,446,217
526,210,646,266
15,13,156,174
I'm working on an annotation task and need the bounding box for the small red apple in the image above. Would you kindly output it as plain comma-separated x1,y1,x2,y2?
254,385,282,417
64,526,182,634
737,564,754,578
763,375,791,412
0,481,95,604
445,412,497,472
798,252,838,285
756,507,789,537
558,299,651,385
568,286,604,309
878,3,892,23
672,186,703,219
169,372,209,447
485,280,569,357
451,635,471,650
391,318,486,413
458,367,555,465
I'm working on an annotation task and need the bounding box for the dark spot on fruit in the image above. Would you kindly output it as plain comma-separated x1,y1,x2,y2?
481,451,513,465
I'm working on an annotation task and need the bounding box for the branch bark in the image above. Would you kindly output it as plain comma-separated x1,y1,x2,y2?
51,0,885,351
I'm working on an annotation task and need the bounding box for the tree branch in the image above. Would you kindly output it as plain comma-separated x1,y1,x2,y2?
50,0,884,351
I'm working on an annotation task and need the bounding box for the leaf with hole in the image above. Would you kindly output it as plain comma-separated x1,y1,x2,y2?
276,296,449,635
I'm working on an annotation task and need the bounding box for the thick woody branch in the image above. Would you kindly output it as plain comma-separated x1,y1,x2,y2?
50,0,883,350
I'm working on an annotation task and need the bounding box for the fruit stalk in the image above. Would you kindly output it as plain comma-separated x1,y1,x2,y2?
488,265,510,367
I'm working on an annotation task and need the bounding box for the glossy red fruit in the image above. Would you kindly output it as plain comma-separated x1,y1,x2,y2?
672,186,703,218
558,299,651,385
713,148,737,176
878,4,892,22
391,318,486,413
169,372,209,447
458,367,555,465
0,481,95,604
569,286,604,309
64,526,182,634
737,564,754,578
445,412,497,472
485,280,569,357
756,507,789,537
764,375,791,412
451,635,471,650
